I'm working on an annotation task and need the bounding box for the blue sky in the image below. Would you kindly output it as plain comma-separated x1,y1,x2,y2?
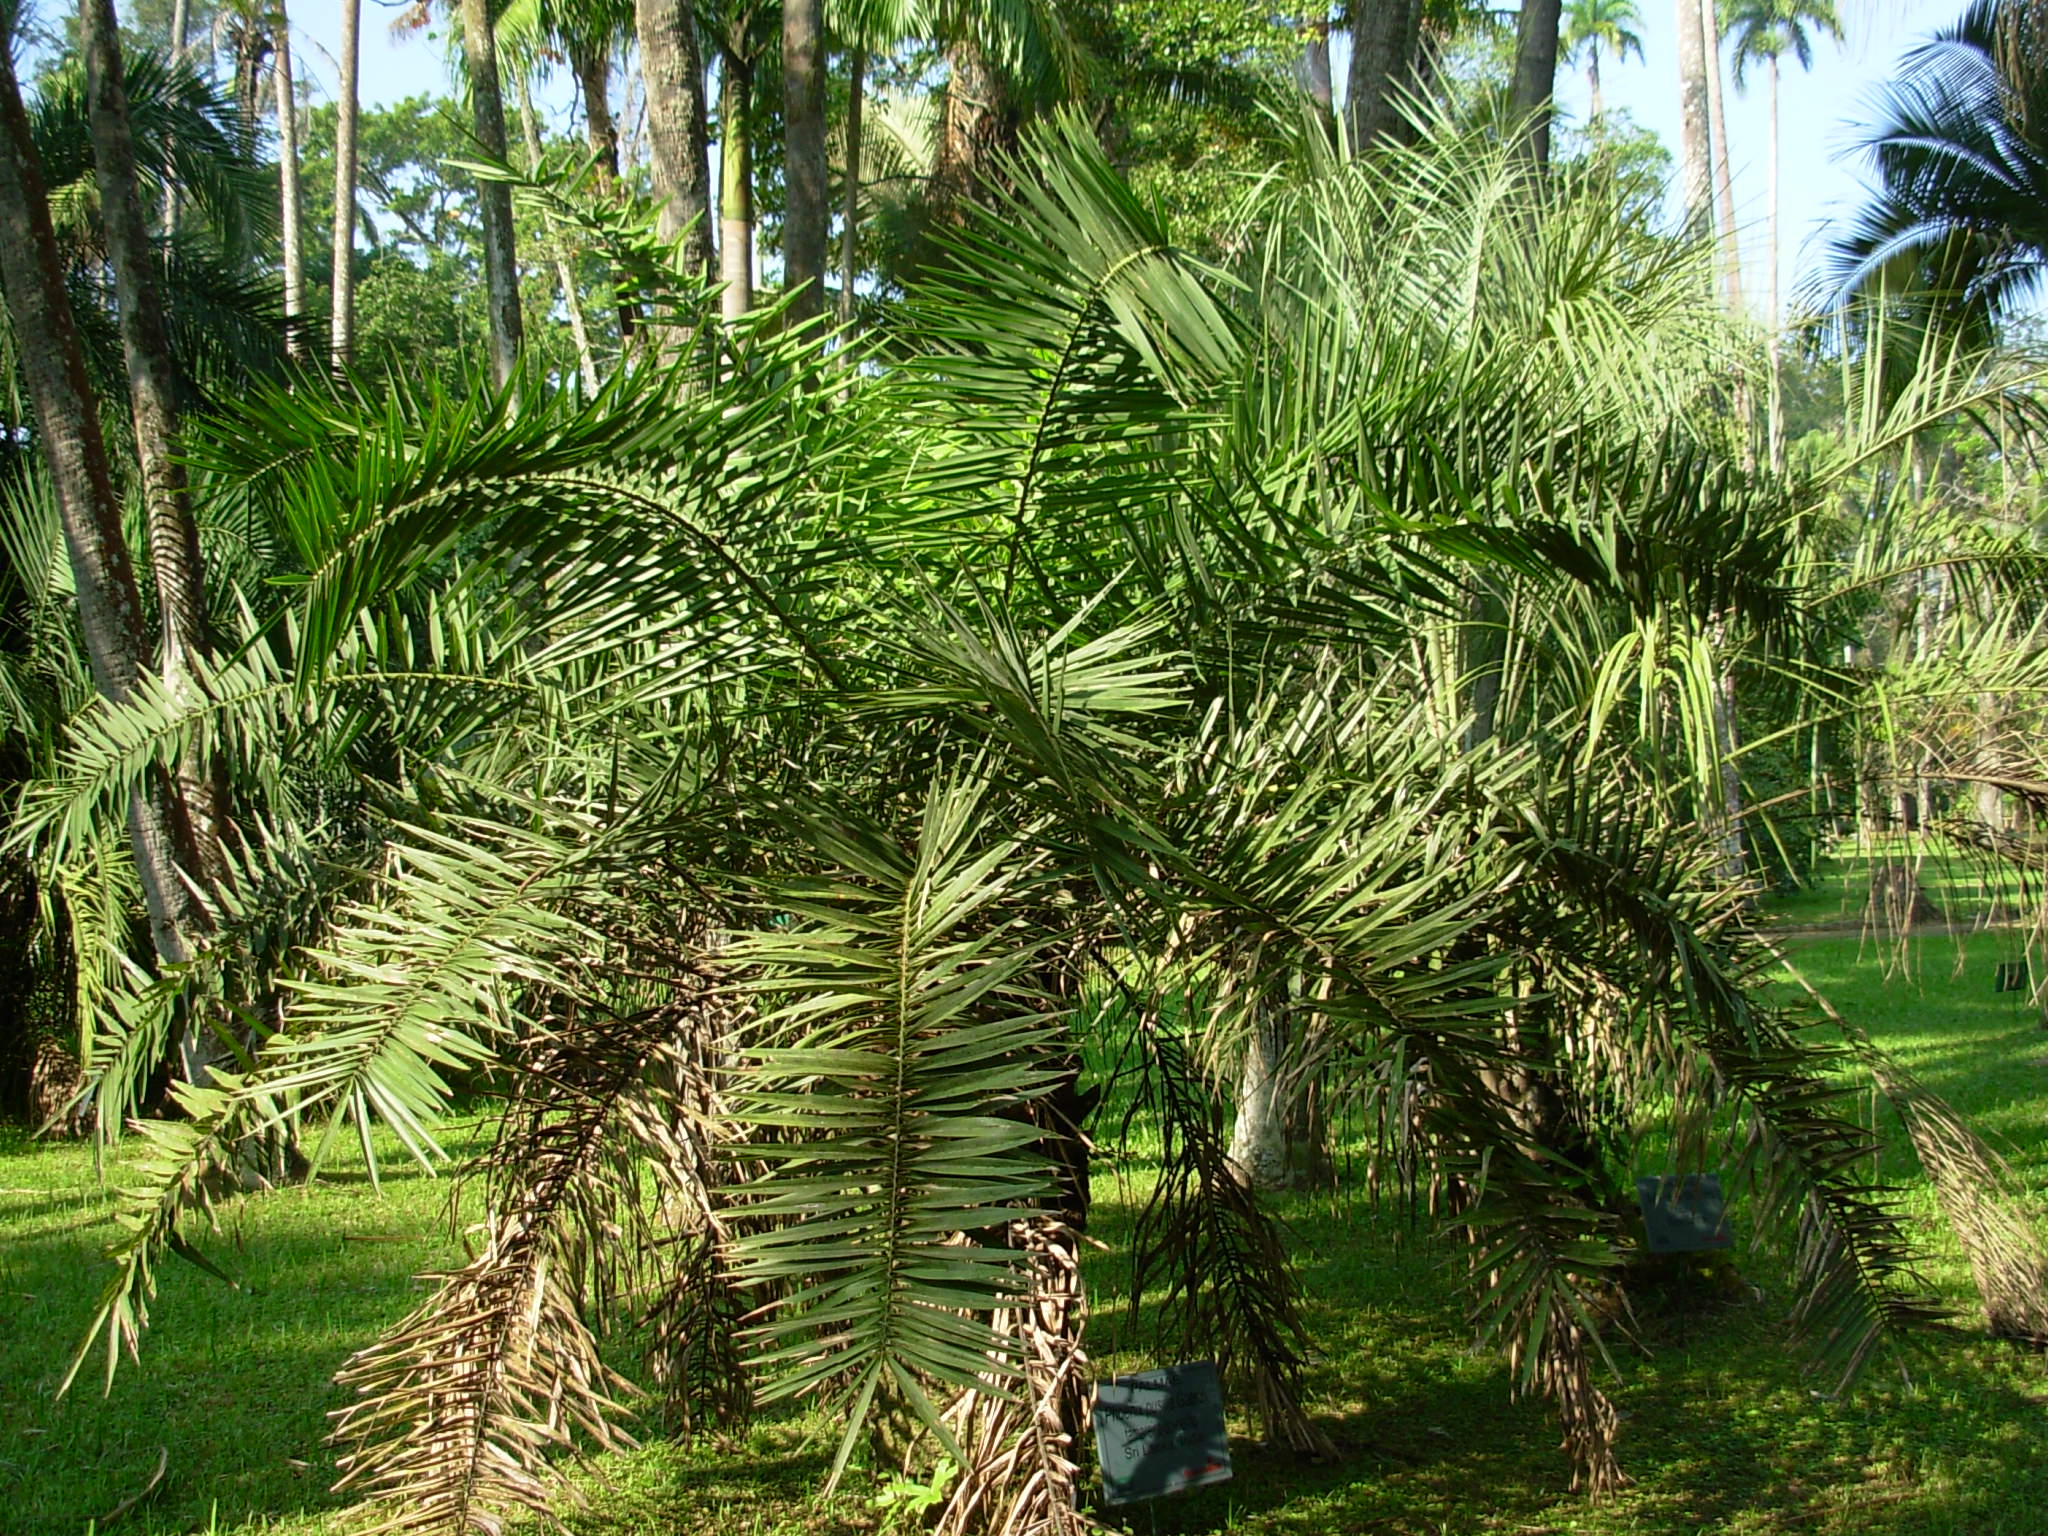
287,0,1961,308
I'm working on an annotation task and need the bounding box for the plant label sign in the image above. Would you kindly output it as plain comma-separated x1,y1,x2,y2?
1093,1361,1232,1506
1637,1173,1731,1254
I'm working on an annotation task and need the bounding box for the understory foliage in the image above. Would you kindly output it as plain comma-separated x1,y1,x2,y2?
15,112,2048,1534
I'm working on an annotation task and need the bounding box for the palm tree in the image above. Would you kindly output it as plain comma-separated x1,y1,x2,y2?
41,114,2048,1536
1562,0,1643,121
1830,0,2046,322
1725,0,1842,461
636,0,714,285
272,0,304,361
783,0,827,326
1673,0,1711,225
330,0,359,368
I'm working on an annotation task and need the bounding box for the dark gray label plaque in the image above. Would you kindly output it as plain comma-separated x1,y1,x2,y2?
1637,1173,1731,1254
1093,1362,1232,1506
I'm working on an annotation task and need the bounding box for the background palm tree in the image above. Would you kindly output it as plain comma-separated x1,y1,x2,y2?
1830,0,2048,324
1561,0,1644,121
1725,0,1842,462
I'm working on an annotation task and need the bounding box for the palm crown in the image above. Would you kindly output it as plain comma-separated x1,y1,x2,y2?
1723,0,1843,86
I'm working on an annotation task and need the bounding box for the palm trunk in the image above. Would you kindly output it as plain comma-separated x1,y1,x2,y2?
637,0,715,284
1510,0,1564,168
516,80,599,393
837,45,863,329
1766,57,1783,469
1299,15,1332,111
1674,0,1711,229
1346,0,1422,149
330,0,360,369
572,38,639,346
932,40,998,223
1228,1011,1291,1192
1588,50,1603,123
1701,0,1742,309
781,0,827,327
0,36,210,1018
719,57,753,322
80,0,229,907
272,8,305,362
458,0,524,388
161,0,187,233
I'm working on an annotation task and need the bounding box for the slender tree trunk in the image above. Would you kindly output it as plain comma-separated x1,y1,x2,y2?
637,0,715,282
1346,0,1422,149
1700,0,1742,309
80,0,229,911
719,57,753,322
781,0,827,327
0,38,210,1028
1299,14,1332,111
837,45,863,329
932,40,999,223
272,7,305,363
161,0,188,233
1228,1010,1291,1192
1766,57,1783,470
330,0,360,370
1674,0,1712,229
458,0,524,387
516,78,600,394
572,38,639,345
573,39,621,184
1588,50,1603,122
1510,0,1564,169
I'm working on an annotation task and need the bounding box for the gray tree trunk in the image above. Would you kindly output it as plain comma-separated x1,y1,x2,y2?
1298,14,1332,110
161,0,188,233
837,46,864,328
1700,0,1742,309
1346,0,1422,150
1228,1011,1291,1192
637,0,715,284
1510,0,1564,168
272,6,305,362
458,0,524,387
80,0,229,907
781,0,827,328
0,38,211,1041
330,0,360,369
1673,0,1712,229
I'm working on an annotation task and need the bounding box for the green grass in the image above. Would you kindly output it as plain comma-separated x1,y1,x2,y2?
7,884,2048,1534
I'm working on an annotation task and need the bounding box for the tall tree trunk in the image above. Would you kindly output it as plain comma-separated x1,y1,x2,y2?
573,39,621,184
781,0,826,328
0,36,211,1035
1510,0,1564,169
458,0,524,388
272,7,305,363
1766,57,1783,470
1228,1010,1291,1192
1700,0,1742,309
80,0,229,908
931,40,999,224
161,0,188,233
637,0,715,283
1674,0,1711,229
719,56,753,322
837,45,863,329
516,78,600,393
1298,14,1332,111
1346,0,1422,149
572,37,639,345
330,0,360,370
1588,49,1603,122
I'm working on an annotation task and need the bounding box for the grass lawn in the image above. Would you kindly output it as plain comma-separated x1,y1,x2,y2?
6,859,2048,1535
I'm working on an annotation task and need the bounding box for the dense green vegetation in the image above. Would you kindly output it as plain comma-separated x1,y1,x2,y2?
0,1,2046,1534
9,864,2048,1535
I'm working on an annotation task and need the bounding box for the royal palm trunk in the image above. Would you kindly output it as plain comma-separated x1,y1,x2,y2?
331,0,360,368
637,0,715,285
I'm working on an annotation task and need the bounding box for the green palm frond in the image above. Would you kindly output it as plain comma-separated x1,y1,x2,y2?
725,776,1064,1487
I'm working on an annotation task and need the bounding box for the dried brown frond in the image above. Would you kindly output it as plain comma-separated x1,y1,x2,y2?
1518,1314,1626,1497
1868,1052,2048,1342
937,1218,1100,1536
329,989,724,1533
